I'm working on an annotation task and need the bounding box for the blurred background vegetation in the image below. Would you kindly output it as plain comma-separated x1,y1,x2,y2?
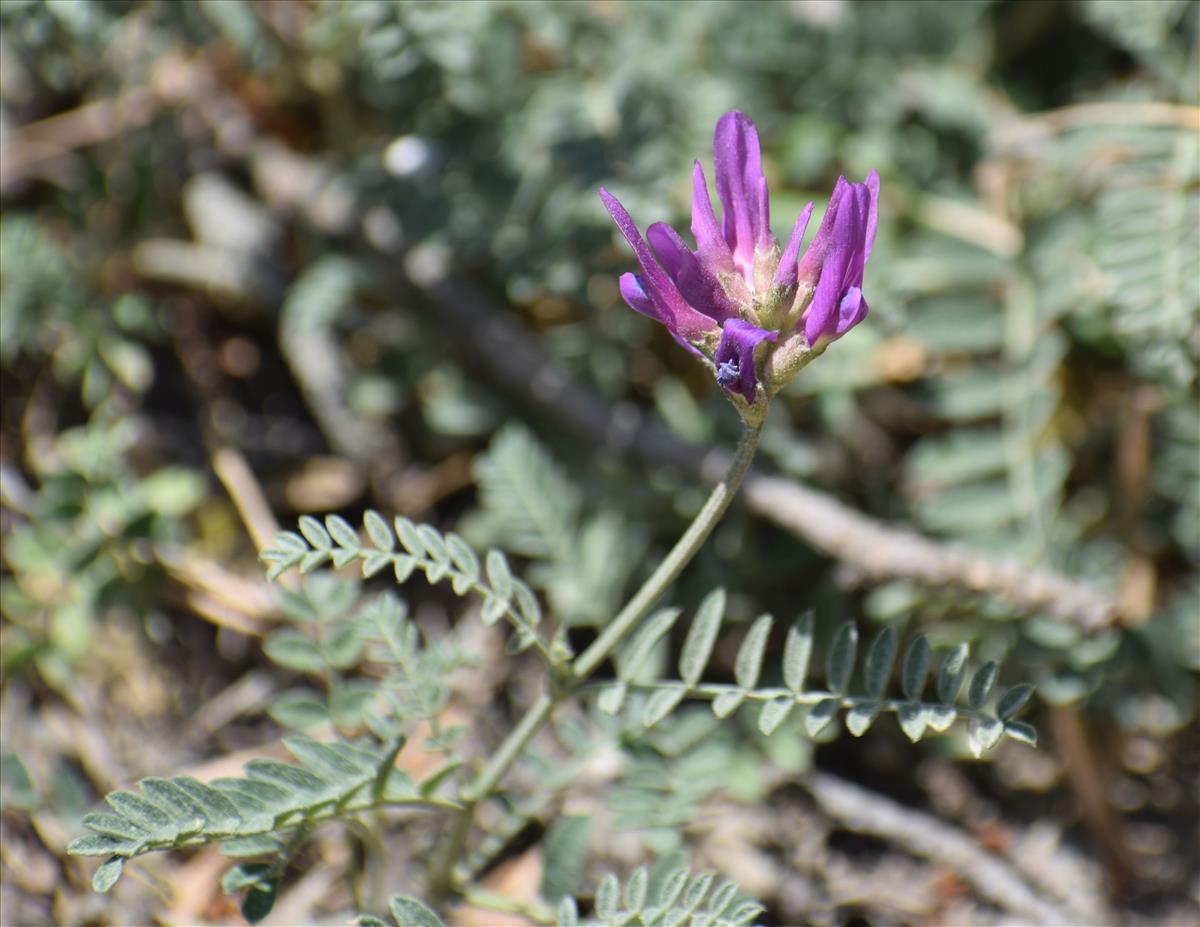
0,0,1196,924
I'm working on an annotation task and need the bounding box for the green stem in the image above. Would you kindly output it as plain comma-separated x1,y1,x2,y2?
572,422,762,679
428,421,763,898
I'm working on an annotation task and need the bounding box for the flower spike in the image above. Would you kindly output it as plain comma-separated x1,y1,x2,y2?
600,112,879,415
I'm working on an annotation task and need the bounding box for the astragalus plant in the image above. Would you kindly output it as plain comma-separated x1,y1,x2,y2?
70,111,1035,927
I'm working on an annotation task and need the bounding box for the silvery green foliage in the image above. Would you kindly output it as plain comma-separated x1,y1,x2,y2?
355,866,764,927
261,578,472,740
357,894,446,927
598,591,1035,754
465,424,647,627
261,510,558,662
67,735,443,899
2,415,205,688
561,865,764,927
0,216,157,405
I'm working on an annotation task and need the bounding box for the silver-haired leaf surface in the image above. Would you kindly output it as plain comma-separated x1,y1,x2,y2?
597,682,627,716
619,607,680,680
485,550,513,599
393,518,425,558
783,613,813,692
729,901,766,926
393,555,417,583
997,683,1035,720
707,879,738,918
826,623,858,695
937,643,970,704
863,626,897,698
642,685,687,727
846,701,880,737
682,871,715,913
363,510,394,551
679,589,725,687
557,896,579,927
969,716,1005,756
734,614,773,689
445,532,480,582
415,525,448,564
263,630,324,674
389,894,446,927
901,635,931,701
898,703,930,742
1004,720,1038,746
758,697,794,735
92,856,123,893
656,867,689,910
713,689,745,719
927,705,958,732
298,515,331,550
540,816,590,904
805,698,838,737
967,660,999,709
595,873,620,921
325,514,360,550
623,865,648,913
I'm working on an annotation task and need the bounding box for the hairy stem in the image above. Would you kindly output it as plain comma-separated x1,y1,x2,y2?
428,422,763,898
572,422,763,678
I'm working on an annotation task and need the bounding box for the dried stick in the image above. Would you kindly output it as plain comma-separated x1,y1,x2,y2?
805,771,1086,926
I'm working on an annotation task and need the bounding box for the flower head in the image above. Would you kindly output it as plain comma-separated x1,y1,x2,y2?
600,111,878,415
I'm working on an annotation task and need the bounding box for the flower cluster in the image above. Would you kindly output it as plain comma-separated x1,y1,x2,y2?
600,111,878,417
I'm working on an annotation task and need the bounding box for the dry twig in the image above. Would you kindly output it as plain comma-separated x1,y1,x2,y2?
804,771,1091,926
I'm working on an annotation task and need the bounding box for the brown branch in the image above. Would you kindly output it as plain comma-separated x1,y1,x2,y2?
805,771,1096,926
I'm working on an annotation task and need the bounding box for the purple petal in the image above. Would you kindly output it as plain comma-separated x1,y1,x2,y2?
803,192,865,344
715,318,777,403
618,272,657,320
620,273,702,357
772,201,814,290
796,176,850,285
600,188,721,343
714,111,772,281
864,170,880,262
647,222,736,322
836,285,868,335
691,161,735,274
645,223,687,280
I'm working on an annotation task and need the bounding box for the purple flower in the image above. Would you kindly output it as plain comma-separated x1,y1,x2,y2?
600,110,878,407
795,172,880,346
715,319,778,403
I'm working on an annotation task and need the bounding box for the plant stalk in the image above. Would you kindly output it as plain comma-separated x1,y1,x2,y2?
428,421,763,898
572,422,763,678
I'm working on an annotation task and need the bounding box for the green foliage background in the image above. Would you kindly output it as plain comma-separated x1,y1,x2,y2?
1,1,1196,925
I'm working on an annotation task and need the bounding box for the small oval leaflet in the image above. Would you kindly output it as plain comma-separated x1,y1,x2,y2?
826,622,859,695
734,614,773,689
937,642,969,704
863,625,897,698
783,613,814,692
901,635,931,701
968,660,999,709
758,696,794,735
389,894,446,927
805,698,839,737
679,588,725,687
92,856,124,893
